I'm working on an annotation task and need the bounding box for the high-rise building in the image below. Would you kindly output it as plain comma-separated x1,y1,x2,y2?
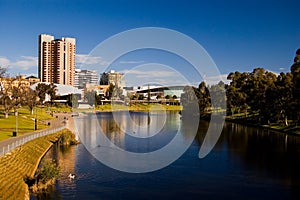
38,34,76,85
74,69,99,89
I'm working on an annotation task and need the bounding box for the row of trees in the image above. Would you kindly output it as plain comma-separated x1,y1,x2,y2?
0,70,57,118
182,49,300,125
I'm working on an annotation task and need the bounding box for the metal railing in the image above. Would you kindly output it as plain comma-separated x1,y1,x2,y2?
0,126,66,157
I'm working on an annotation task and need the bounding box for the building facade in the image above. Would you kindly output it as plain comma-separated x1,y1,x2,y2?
100,70,124,87
38,34,76,85
74,69,98,89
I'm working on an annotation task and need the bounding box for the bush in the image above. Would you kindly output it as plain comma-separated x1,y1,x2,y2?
38,160,60,184
59,130,78,145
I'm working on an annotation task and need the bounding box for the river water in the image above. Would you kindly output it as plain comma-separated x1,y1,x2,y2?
31,111,300,200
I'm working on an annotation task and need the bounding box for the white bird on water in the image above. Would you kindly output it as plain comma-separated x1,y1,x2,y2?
68,173,75,179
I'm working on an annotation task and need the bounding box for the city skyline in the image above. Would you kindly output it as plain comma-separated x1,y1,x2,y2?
0,0,299,86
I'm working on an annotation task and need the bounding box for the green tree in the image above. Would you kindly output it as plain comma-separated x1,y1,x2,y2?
209,81,226,111
196,81,211,114
247,68,277,122
0,77,26,118
85,91,96,106
226,71,248,115
24,88,38,115
12,77,28,116
138,94,144,100
67,94,79,108
35,83,57,105
95,94,103,106
181,85,199,116
291,48,300,122
130,94,138,100
269,72,294,125
107,83,115,99
35,83,50,104
38,160,60,184
48,83,57,105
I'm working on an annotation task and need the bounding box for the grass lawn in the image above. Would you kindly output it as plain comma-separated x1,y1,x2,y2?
96,103,182,112
0,106,52,141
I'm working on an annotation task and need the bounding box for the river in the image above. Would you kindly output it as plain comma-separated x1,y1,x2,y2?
31,111,300,200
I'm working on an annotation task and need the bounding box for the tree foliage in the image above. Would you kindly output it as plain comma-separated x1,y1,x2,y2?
85,91,96,106
181,49,299,125
38,160,60,184
225,67,297,124
24,88,38,115
0,77,28,118
35,83,57,105
0,66,7,78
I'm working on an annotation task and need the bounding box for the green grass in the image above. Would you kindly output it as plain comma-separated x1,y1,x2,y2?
95,103,182,112
0,106,53,141
48,106,71,113
0,129,73,200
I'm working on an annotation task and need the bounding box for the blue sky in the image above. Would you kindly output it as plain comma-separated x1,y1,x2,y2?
0,0,299,86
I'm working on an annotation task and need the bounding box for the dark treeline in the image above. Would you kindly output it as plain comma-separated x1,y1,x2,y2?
182,49,300,126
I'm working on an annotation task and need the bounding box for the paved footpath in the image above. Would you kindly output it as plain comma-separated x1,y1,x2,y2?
0,112,73,156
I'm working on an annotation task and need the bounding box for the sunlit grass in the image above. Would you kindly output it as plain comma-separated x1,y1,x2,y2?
0,106,52,141
0,129,73,199
96,103,182,112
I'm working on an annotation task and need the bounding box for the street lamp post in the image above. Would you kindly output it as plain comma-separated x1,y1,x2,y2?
14,97,19,137
15,110,18,135
34,106,38,130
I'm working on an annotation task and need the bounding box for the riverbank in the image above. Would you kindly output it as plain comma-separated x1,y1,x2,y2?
94,104,182,112
225,116,300,135
0,129,75,200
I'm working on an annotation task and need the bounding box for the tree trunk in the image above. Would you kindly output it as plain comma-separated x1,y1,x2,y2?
4,112,8,118
285,116,289,126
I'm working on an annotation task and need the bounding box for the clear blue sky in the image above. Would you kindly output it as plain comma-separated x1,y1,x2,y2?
0,0,299,85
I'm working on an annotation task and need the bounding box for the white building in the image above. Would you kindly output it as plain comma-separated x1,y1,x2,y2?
74,69,98,89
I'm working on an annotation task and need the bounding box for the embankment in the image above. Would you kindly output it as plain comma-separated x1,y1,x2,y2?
0,129,75,200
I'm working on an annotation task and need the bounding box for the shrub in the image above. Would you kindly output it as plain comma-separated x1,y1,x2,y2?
38,160,60,184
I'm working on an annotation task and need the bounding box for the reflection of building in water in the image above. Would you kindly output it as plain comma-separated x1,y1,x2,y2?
76,115,99,148
98,115,125,148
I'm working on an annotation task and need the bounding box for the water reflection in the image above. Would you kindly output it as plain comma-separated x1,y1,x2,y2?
215,122,300,193
34,111,300,199
77,111,182,153
74,111,197,173
31,145,77,200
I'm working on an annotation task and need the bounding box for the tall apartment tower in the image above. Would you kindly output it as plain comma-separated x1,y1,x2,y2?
38,34,76,85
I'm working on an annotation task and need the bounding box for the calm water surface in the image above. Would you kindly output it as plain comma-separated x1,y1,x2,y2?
31,111,300,200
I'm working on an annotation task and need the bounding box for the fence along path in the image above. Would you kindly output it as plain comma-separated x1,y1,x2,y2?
0,126,66,156
0,112,73,157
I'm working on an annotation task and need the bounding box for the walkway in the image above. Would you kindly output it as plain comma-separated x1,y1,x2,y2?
0,112,72,156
